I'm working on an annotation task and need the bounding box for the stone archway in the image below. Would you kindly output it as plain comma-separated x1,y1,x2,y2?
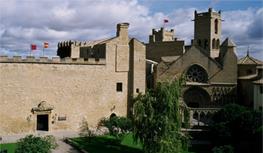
183,87,211,108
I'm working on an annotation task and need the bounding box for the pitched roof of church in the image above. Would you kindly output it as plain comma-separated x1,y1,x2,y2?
161,56,180,63
238,54,263,65
221,38,236,47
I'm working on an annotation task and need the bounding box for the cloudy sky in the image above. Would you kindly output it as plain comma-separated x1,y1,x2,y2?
0,0,262,60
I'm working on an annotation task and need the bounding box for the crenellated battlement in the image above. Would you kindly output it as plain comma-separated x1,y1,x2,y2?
0,56,106,65
149,27,175,43
57,39,105,48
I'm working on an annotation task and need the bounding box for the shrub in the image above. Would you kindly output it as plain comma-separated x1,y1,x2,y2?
79,120,94,137
212,145,234,153
15,135,57,153
99,116,132,140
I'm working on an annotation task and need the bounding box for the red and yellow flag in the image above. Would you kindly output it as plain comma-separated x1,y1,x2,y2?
31,44,37,50
44,42,49,48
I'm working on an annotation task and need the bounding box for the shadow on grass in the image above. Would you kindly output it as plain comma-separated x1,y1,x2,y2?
1,143,17,153
70,135,143,153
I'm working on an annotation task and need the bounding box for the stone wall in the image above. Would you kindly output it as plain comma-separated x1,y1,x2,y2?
146,41,184,62
0,55,128,135
0,22,146,136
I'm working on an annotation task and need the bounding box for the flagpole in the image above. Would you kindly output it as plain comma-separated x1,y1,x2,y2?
42,47,44,57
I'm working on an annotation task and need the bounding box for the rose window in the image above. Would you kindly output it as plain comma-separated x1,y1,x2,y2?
186,65,208,83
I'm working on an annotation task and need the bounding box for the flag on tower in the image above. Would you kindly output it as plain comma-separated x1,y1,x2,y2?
164,19,169,23
31,44,37,51
44,42,49,48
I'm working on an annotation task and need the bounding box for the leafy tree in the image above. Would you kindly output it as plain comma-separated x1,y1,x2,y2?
15,135,57,153
133,80,189,153
210,104,262,153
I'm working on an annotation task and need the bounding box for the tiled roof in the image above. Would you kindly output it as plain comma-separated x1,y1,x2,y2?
238,54,263,65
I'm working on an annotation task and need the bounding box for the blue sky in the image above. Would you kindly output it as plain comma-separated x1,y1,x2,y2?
140,0,263,13
0,0,262,60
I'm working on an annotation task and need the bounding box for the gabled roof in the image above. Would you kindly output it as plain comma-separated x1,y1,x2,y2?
238,54,263,65
221,38,236,47
97,37,118,45
193,45,222,68
161,56,180,63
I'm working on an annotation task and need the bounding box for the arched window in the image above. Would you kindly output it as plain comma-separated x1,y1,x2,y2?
204,39,208,49
215,19,218,34
183,87,211,108
110,113,117,119
212,39,216,49
186,64,208,83
198,39,201,47
216,39,220,49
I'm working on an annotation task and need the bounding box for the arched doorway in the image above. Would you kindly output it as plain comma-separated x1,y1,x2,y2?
183,87,211,108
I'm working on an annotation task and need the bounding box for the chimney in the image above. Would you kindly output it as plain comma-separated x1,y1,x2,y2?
116,23,129,41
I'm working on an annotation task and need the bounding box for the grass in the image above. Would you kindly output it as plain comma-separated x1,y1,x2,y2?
70,133,143,153
0,143,17,153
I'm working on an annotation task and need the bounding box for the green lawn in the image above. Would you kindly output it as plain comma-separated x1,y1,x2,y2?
0,143,17,153
70,133,143,153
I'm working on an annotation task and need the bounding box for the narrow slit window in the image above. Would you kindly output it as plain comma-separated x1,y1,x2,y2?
215,19,218,34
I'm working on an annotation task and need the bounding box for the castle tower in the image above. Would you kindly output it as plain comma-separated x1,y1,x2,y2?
194,8,222,58
149,28,175,43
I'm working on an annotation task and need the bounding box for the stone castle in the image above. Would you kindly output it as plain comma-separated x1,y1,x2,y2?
0,8,262,135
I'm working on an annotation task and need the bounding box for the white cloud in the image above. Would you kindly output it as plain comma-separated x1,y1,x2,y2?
0,0,262,60
222,8,263,59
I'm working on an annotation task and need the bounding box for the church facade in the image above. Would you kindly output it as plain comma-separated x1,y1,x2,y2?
146,8,238,125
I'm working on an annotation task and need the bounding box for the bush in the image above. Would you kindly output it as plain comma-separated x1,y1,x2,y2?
79,120,94,137
212,145,234,153
15,135,57,153
99,116,132,140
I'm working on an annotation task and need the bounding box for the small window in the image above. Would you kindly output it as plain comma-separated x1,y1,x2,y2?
216,39,220,49
110,113,117,119
246,69,253,75
136,88,140,93
260,86,263,94
212,39,216,49
116,82,123,92
198,39,201,47
215,19,218,34
204,39,208,49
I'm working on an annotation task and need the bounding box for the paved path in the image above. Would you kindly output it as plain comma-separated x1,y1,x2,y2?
52,139,81,153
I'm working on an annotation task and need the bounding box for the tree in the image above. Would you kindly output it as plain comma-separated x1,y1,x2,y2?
133,80,189,153
210,104,262,153
15,135,57,153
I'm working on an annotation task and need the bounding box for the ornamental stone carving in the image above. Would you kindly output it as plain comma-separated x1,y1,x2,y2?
32,101,54,113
